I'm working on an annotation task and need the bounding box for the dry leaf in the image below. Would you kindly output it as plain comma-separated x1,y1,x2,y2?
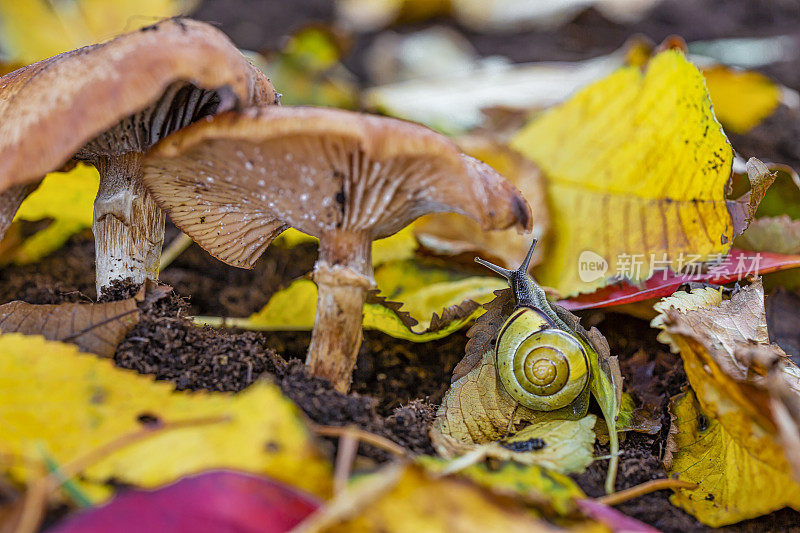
0,285,169,357
652,279,800,525
511,50,734,296
0,334,332,501
415,138,549,270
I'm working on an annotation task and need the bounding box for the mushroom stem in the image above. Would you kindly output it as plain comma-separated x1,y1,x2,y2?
93,152,165,297
307,231,374,392
0,183,37,240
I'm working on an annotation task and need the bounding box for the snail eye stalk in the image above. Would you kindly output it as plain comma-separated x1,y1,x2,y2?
475,238,538,279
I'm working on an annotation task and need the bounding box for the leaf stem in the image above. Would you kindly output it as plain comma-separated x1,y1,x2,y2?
597,478,698,506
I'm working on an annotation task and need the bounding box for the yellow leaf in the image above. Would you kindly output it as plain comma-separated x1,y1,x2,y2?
0,333,332,501
417,456,584,517
318,463,557,533
702,65,781,134
273,225,418,266
14,164,98,223
0,0,194,63
667,391,800,527
6,163,99,263
234,271,502,341
511,50,733,296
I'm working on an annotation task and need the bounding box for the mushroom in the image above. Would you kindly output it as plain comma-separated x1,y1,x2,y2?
0,18,277,296
141,106,532,391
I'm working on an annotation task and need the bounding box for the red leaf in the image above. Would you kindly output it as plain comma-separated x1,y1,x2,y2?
560,249,800,310
49,471,320,533
575,499,661,533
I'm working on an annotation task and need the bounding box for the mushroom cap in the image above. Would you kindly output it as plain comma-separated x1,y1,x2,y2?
0,18,277,192
142,106,532,269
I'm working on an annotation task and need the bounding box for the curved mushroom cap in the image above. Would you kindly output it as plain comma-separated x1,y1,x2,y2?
0,18,277,191
142,106,532,268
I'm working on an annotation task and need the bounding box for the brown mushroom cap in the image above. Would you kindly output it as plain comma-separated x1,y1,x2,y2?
0,18,277,191
141,106,531,268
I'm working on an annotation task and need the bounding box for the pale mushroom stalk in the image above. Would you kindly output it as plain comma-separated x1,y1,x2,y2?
91,153,164,290
308,230,373,390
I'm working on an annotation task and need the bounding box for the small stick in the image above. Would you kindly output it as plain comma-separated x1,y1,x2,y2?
333,427,359,495
313,425,407,458
596,478,698,507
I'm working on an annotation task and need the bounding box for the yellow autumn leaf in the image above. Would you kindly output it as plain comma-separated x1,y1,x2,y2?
313,463,559,533
667,391,800,527
511,50,733,296
221,272,502,341
702,65,781,134
274,225,419,267
207,257,505,341
0,0,195,63
0,333,332,502
5,163,99,263
416,456,584,517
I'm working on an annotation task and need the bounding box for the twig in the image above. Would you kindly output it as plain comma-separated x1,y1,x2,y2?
313,425,407,458
314,425,408,457
333,427,359,495
596,478,698,507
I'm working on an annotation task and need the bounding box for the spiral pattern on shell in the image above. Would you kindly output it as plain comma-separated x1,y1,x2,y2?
496,307,590,411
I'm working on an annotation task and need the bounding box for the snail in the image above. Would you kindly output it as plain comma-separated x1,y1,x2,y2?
476,239,591,416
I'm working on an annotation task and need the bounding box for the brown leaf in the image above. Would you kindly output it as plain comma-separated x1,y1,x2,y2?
727,158,778,237
365,289,480,335
453,289,515,383
0,284,171,357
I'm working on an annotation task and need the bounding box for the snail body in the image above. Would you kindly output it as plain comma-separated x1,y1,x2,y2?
477,240,591,413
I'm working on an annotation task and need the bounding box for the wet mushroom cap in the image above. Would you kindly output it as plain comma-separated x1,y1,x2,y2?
141,106,532,268
0,18,277,191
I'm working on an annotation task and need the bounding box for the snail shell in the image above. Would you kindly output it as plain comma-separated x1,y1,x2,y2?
496,307,590,411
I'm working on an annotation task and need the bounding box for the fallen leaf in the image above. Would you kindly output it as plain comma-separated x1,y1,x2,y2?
0,285,169,357
666,391,800,527
766,288,800,362
220,259,506,341
273,225,418,266
415,137,549,270
652,279,800,525
561,248,800,310
416,456,584,517
0,0,195,64
50,471,320,533
302,462,561,532
511,50,734,296
2,164,99,264
727,158,777,237
701,65,782,134
575,498,660,533
0,334,332,502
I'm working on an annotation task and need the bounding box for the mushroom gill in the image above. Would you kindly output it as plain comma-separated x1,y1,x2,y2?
0,18,277,296
142,106,532,391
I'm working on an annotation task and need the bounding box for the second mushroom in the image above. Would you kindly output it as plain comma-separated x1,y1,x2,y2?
141,106,532,391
